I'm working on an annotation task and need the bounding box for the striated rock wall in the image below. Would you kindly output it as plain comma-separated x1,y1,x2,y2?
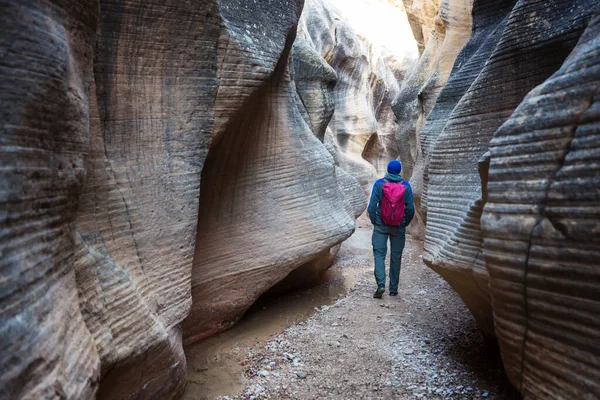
422,0,593,337
298,0,417,185
406,0,600,396
482,8,600,397
394,0,473,238
1,0,366,398
182,15,358,343
0,1,101,398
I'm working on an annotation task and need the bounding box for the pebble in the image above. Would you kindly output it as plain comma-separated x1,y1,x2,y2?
482,391,489,397
296,371,307,379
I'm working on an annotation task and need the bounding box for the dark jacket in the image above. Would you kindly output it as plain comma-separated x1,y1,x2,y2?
367,172,415,227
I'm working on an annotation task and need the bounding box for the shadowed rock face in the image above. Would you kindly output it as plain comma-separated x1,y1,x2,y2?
406,0,600,396
418,0,521,335
182,24,357,344
292,37,367,219
1,0,365,398
482,9,600,396
421,0,593,338
0,2,101,398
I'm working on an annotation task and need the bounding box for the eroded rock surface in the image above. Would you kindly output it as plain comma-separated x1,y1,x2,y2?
402,0,441,54
298,0,417,184
482,9,600,397
422,0,593,337
407,0,600,396
1,0,365,398
1,2,101,398
182,20,358,343
393,0,473,238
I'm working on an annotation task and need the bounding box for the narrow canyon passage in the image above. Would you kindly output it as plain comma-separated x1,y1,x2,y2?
3,0,599,399
183,221,519,400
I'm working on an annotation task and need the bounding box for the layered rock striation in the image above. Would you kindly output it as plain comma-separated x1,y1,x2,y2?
299,0,417,184
482,8,600,397
404,0,600,396
182,13,359,343
1,0,365,398
393,0,473,238
421,0,594,337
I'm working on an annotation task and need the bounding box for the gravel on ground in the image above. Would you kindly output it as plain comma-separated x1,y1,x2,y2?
212,227,520,400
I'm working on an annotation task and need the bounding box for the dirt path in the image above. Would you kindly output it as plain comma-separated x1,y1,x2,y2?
184,227,520,400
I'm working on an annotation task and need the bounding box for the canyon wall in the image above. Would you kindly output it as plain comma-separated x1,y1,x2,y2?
394,0,473,238
299,0,417,184
0,0,365,398
482,9,600,397
405,0,600,397
422,0,593,335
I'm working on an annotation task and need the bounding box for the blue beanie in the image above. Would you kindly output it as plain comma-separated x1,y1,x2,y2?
387,160,402,174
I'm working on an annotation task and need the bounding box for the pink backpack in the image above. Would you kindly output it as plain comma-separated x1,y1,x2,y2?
381,180,406,226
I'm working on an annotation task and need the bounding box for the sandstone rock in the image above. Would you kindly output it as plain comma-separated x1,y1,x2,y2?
181,7,359,345
299,0,416,186
393,0,473,238
395,0,473,182
421,0,593,337
299,0,376,188
292,36,337,142
482,8,600,397
363,49,411,176
402,0,441,54
0,2,101,398
1,0,364,398
416,0,519,334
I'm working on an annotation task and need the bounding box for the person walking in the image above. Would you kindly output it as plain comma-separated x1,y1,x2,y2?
367,160,415,298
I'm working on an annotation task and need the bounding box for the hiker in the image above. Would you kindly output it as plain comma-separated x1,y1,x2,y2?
367,160,415,299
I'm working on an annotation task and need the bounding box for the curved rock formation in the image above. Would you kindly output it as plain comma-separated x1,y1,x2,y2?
395,0,473,183
393,0,473,238
1,2,101,398
292,34,367,218
482,9,600,397
298,0,376,187
402,0,441,54
182,19,358,343
406,0,600,396
298,0,417,184
1,0,365,398
421,0,593,337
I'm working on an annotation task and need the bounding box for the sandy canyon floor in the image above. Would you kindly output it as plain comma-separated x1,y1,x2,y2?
183,224,520,400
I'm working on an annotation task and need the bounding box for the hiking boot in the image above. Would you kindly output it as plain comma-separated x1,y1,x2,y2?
389,291,398,296
373,287,385,299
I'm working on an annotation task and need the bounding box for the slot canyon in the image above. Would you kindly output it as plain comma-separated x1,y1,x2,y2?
1,0,599,399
